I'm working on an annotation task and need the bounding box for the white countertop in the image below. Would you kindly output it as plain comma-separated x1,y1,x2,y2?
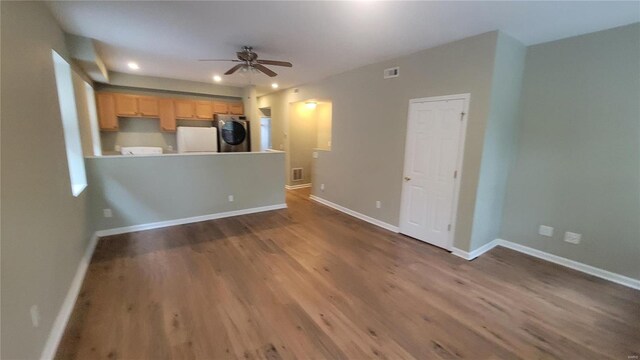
86,150,284,159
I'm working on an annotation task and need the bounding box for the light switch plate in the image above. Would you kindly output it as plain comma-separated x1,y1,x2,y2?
538,225,554,237
103,209,113,218
228,195,234,202
564,231,581,244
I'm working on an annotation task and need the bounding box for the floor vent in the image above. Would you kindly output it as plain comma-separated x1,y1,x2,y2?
292,168,303,181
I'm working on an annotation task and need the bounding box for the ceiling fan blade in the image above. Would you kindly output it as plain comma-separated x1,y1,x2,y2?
224,64,244,75
257,59,292,67
253,64,278,77
198,59,241,62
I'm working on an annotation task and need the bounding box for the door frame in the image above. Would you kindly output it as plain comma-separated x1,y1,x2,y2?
400,93,470,251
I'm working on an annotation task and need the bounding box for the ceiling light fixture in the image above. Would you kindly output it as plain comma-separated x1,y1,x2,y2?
305,101,317,109
271,83,279,89
213,75,222,82
127,62,139,70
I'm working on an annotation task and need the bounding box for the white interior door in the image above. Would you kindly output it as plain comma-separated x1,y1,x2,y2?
399,96,467,250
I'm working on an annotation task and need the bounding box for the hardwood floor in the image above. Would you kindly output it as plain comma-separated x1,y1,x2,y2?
56,189,639,359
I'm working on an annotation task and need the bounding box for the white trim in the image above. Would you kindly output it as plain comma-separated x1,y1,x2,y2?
451,238,500,260
96,204,287,237
400,93,470,251
452,239,640,290
309,195,399,233
41,233,99,360
285,183,312,190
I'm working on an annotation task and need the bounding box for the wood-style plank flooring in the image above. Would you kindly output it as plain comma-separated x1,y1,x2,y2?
56,189,640,359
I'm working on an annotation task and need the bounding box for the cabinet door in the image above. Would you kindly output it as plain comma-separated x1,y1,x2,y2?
158,98,176,132
195,101,214,120
138,96,159,117
96,93,119,131
115,94,139,116
174,100,195,119
212,101,229,114
229,102,244,115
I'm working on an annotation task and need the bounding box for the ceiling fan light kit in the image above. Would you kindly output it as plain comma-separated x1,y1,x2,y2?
200,46,292,78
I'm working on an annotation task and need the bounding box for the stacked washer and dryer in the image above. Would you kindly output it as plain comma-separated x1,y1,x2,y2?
176,114,250,153
213,114,251,152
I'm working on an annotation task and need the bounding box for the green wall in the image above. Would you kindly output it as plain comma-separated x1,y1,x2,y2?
469,32,527,251
87,153,286,230
1,2,94,358
501,23,640,279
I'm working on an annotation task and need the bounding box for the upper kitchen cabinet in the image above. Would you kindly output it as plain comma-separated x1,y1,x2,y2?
158,98,176,132
229,102,244,115
195,101,214,120
174,100,196,119
115,94,138,116
114,94,159,118
138,96,159,117
96,93,118,131
212,101,229,114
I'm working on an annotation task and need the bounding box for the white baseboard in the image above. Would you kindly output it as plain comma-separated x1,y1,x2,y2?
40,232,99,360
453,238,639,290
451,238,500,260
96,204,288,237
285,183,312,190
309,195,399,233
496,239,640,290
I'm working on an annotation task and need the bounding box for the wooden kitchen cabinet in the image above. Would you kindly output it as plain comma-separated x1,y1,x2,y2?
96,93,118,131
212,101,229,114
138,96,159,117
228,102,244,115
195,101,214,119
174,100,196,119
114,94,139,116
158,98,176,132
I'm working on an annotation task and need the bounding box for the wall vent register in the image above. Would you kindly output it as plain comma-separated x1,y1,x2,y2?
292,168,304,181
384,66,399,79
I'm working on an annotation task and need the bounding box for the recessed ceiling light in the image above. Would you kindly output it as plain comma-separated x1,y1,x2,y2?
213,75,222,82
271,83,279,89
305,101,317,109
127,62,139,70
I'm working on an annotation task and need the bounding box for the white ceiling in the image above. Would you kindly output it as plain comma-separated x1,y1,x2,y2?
47,1,639,95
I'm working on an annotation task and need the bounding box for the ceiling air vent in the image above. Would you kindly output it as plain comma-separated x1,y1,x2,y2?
384,66,399,79
292,168,303,181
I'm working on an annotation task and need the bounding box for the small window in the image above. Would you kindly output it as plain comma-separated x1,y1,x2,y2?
51,50,87,196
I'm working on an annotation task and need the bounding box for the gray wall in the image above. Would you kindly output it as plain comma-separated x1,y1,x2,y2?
106,71,243,98
258,32,499,250
469,32,527,251
87,153,286,230
1,2,94,358
501,23,640,279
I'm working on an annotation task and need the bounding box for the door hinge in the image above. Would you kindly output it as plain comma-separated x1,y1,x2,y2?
453,170,458,179
447,224,452,231
460,112,465,121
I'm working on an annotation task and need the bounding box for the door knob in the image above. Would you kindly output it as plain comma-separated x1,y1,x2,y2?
404,176,411,181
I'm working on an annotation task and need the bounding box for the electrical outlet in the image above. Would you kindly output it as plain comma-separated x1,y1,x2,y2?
228,195,234,202
312,151,318,159
30,305,40,328
320,184,325,191
376,201,381,209
103,209,113,218
538,225,554,237
564,231,581,244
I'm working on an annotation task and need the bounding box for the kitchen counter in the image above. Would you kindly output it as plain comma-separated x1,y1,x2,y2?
87,150,284,159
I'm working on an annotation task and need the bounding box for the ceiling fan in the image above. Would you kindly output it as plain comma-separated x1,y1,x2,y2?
199,46,292,77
